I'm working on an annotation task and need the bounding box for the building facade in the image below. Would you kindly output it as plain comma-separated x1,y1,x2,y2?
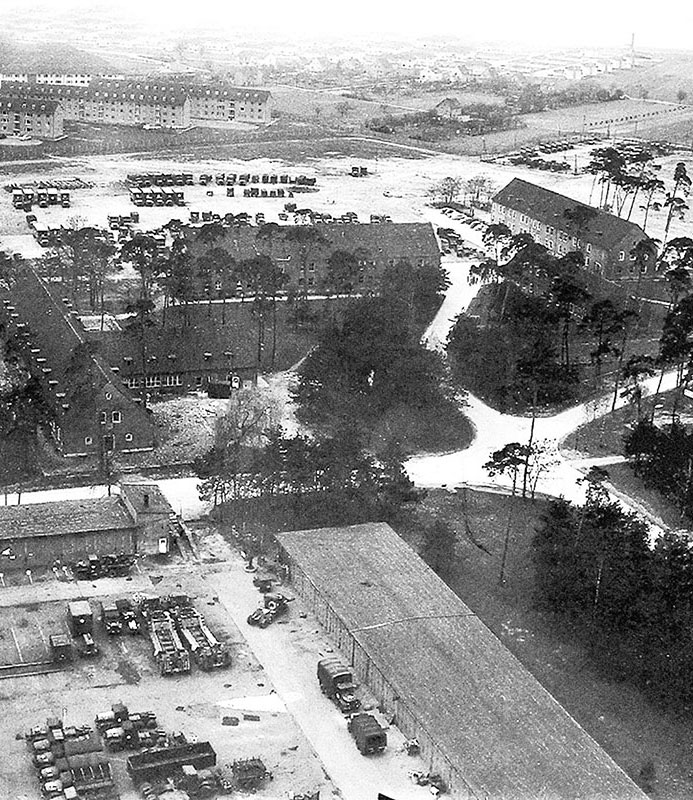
0,77,270,127
0,266,156,457
1,80,191,128
184,222,441,297
0,96,63,139
0,483,176,568
491,178,659,292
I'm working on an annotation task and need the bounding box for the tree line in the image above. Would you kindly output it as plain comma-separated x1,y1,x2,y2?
534,479,693,707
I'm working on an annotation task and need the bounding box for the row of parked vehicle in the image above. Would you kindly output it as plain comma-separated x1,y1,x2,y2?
200,172,317,187
507,155,571,172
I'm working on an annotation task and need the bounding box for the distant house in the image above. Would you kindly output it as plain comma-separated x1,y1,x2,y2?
0,266,155,457
491,178,658,289
434,97,464,119
0,481,176,568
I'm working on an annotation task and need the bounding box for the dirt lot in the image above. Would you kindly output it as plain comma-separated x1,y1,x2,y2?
0,567,336,800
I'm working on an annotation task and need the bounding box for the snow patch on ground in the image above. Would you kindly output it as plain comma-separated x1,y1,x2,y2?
217,694,289,714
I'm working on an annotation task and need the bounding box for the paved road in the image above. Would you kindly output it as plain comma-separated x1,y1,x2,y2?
208,559,433,800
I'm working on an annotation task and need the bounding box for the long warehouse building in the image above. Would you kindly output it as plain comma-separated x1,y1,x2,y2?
276,522,647,800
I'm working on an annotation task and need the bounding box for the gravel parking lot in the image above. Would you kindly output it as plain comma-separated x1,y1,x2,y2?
0,566,335,800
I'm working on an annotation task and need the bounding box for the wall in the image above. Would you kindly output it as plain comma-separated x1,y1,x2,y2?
1,527,136,569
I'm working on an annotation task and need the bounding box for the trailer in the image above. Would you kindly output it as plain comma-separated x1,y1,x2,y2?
127,741,216,783
172,604,230,670
130,187,145,206
146,610,191,675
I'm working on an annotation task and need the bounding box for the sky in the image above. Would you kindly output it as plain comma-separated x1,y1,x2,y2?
2,0,693,50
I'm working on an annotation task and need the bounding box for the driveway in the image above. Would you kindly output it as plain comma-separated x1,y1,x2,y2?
208,558,435,800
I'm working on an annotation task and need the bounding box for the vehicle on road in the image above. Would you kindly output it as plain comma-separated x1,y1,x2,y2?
347,713,387,755
317,658,361,713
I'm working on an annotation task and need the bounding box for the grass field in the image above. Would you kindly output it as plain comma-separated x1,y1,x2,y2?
395,487,693,799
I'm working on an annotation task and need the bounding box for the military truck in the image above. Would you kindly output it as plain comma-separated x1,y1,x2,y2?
347,713,387,755
317,658,361,714
67,601,93,635
102,602,122,635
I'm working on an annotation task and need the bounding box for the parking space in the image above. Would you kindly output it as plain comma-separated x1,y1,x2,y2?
0,566,336,800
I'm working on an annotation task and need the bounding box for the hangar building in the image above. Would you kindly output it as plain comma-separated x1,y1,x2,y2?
276,522,646,800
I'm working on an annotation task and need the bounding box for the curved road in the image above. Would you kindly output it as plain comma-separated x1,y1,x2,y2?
406,223,680,531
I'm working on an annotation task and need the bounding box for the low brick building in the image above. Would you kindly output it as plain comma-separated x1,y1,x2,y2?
0,482,176,569
184,222,441,297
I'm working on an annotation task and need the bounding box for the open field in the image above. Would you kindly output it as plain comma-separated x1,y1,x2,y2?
4,141,692,263
394,488,693,799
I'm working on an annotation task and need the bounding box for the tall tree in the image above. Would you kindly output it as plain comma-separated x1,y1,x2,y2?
663,161,691,244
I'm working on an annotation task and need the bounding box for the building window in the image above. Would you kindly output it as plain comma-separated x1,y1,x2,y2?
586,244,592,253
85,436,93,445
618,251,625,261
105,391,112,400
100,411,107,424
112,411,122,424
125,433,133,442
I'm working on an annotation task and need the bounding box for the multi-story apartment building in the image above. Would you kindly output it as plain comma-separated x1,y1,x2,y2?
185,85,272,123
491,178,657,286
1,80,191,128
0,76,271,128
0,96,63,139
0,73,122,87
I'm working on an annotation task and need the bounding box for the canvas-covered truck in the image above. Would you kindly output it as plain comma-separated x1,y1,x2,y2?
347,713,387,755
102,602,122,635
317,658,361,714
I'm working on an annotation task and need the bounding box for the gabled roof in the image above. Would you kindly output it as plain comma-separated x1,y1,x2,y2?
184,222,440,264
0,96,59,113
277,523,646,800
1,81,189,107
89,299,316,376
0,496,134,540
1,267,150,424
493,178,650,250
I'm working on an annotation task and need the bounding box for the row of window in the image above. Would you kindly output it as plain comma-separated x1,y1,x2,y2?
126,374,184,389
100,410,122,424
85,433,133,445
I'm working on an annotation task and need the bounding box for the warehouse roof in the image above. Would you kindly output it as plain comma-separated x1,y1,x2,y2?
0,497,134,540
276,523,646,800
493,177,650,250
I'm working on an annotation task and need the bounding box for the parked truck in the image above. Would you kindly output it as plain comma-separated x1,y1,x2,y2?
317,658,361,713
67,601,93,635
347,713,387,755
146,610,191,676
101,602,122,635
172,603,230,670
